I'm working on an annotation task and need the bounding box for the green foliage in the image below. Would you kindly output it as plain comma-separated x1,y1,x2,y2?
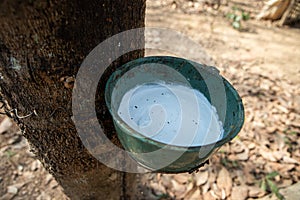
287,131,298,135
226,6,250,30
266,171,279,179
5,150,16,158
260,172,284,200
155,193,171,200
221,157,239,168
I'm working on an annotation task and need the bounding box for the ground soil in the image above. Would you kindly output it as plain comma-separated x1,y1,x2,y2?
1,0,299,199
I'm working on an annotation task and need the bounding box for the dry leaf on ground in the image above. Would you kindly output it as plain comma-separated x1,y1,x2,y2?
231,186,248,200
0,117,12,134
195,170,209,186
217,167,232,197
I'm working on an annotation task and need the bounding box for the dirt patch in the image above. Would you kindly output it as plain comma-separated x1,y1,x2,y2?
0,114,67,200
146,0,300,83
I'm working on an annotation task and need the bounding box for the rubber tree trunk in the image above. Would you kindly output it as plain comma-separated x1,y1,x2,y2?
0,0,146,199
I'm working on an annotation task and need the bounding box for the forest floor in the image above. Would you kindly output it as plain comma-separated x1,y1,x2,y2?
1,0,300,199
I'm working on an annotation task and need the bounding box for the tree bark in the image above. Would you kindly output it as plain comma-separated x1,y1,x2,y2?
0,0,146,199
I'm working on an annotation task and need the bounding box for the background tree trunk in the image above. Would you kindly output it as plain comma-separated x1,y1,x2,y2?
0,0,146,199
256,0,291,21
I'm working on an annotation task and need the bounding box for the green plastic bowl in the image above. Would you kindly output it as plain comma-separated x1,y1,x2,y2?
105,56,244,173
